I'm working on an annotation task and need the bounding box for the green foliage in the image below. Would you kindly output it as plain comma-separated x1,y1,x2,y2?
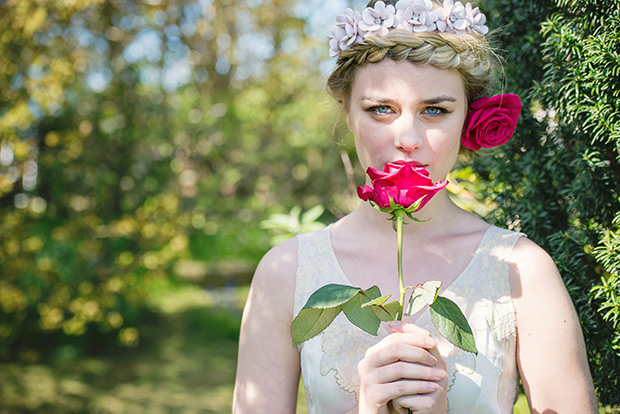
341,289,383,336
260,205,327,246
0,283,244,414
0,0,353,361
406,280,441,315
292,282,479,354
476,0,620,404
291,284,380,346
430,297,477,355
3,0,619,405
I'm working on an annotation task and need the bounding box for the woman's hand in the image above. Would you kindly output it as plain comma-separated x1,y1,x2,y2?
357,322,448,414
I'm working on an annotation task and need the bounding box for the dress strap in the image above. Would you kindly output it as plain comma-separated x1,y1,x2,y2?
480,226,525,342
293,227,339,317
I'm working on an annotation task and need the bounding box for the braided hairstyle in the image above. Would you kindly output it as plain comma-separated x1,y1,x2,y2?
327,0,495,109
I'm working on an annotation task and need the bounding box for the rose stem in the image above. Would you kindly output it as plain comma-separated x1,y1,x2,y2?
396,210,414,414
396,210,405,321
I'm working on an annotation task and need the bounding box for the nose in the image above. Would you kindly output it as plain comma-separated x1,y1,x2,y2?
393,116,423,153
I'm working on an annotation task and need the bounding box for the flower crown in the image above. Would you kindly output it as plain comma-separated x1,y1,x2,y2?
329,0,489,57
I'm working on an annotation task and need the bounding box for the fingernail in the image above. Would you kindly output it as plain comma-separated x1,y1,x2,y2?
425,337,437,347
432,369,445,380
427,382,439,391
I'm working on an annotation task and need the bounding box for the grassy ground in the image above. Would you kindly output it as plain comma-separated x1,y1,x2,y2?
0,283,614,413
0,284,241,414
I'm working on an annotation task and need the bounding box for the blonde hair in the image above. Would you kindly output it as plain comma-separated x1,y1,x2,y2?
327,28,496,108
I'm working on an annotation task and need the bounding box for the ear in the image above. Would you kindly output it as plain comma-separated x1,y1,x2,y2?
345,107,352,131
460,101,470,136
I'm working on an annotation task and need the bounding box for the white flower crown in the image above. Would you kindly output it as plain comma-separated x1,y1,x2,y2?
329,0,489,57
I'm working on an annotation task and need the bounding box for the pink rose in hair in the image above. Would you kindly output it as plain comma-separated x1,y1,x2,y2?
461,93,522,151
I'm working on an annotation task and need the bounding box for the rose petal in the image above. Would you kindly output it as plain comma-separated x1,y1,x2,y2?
461,94,522,151
358,162,447,211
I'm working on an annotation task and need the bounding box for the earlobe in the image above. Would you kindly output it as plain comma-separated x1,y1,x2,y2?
345,110,352,131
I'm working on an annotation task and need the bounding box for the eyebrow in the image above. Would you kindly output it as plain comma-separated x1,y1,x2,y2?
359,95,458,104
358,96,393,103
421,95,458,104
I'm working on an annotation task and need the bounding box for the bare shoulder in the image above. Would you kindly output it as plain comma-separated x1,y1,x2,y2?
508,236,562,295
250,236,299,313
233,236,301,412
507,235,577,345
254,236,299,283
510,235,553,264
507,237,598,412
507,236,576,322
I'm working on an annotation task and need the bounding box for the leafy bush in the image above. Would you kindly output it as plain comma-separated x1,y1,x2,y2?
477,0,620,404
0,0,350,360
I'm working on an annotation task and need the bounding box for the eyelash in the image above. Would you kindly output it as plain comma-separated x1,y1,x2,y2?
424,106,448,116
368,105,393,115
366,105,451,116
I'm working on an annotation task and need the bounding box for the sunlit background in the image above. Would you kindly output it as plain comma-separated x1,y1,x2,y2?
0,0,373,412
1,0,619,412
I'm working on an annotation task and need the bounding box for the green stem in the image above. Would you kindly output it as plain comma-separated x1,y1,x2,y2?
394,210,413,414
396,210,405,321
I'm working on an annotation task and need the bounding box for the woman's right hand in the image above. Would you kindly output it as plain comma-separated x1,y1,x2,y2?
357,322,448,414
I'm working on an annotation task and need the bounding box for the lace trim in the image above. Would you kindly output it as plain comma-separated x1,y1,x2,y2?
320,315,390,396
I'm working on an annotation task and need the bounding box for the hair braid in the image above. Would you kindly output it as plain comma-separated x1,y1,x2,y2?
327,29,495,108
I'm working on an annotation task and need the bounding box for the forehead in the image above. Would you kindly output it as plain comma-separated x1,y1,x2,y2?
350,59,465,101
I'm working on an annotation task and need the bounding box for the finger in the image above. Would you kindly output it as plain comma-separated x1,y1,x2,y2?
365,340,438,367
370,360,446,384
393,388,445,413
386,378,440,397
362,379,439,412
427,346,447,370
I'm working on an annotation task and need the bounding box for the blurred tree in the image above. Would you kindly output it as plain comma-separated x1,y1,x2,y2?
476,0,620,404
0,0,357,360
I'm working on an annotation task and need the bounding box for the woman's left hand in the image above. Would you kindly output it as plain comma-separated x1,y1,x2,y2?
389,323,448,414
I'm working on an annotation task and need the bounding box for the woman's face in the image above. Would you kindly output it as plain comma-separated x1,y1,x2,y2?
346,59,467,182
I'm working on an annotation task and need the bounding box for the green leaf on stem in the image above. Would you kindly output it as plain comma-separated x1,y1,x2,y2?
372,300,402,321
291,306,341,347
305,284,362,308
342,292,382,335
360,291,399,322
406,280,442,316
361,294,392,308
362,285,382,299
429,296,478,354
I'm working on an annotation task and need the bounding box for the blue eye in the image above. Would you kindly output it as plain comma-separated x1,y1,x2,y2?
425,107,444,115
370,105,392,114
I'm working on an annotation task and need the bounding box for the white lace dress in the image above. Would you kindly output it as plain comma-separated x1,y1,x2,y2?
293,225,525,414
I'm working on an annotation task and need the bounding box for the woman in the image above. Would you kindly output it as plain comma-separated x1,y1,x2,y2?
233,0,598,412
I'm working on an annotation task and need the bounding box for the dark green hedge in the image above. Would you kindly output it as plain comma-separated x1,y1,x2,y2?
477,0,620,404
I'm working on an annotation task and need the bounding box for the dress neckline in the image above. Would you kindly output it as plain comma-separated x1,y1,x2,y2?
323,224,496,304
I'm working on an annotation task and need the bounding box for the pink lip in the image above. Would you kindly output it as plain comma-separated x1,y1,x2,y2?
392,160,427,168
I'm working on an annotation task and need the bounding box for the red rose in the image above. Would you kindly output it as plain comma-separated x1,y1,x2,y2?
461,93,522,151
357,162,448,213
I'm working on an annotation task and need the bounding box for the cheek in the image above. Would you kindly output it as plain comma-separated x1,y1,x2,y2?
354,130,391,169
428,122,462,151
354,131,377,160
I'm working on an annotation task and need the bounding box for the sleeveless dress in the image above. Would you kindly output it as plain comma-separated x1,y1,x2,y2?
293,225,525,414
